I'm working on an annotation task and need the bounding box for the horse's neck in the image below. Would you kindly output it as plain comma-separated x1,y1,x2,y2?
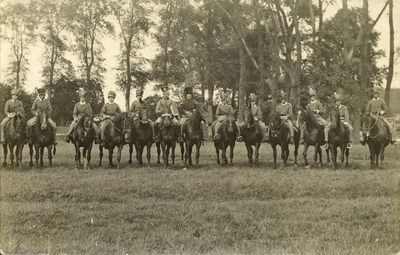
305,110,320,129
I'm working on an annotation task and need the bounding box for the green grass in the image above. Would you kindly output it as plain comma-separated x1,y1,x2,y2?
1,139,399,254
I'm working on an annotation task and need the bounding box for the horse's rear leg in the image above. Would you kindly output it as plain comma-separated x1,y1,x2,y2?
254,143,260,167
229,144,234,165
48,145,53,167
109,147,114,167
345,148,349,167
40,147,44,167
246,143,253,165
29,144,34,167
303,144,309,167
99,145,104,167
195,142,200,168
180,141,184,161
117,145,123,169
128,144,133,164
215,144,220,165
171,143,175,165
2,144,7,167
272,145,277,169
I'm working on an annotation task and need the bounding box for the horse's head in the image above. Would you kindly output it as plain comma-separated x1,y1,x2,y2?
37,110,48,130
226,115,236,134
139,107,149,124
297,108,307,124
361,113,372,135
329,109,340,130
242,107,254,128
13,112,26,138
83,114,93,131
121,113,133,141
161,114,172,127
269,111,284,138
196,103,211,126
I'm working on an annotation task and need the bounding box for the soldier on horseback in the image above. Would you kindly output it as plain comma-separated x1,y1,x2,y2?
237,92,268,143
26,88,58,146
179,87,207,142
361,86,397,145
155,87,180,139
323,93,353,149
64,90,100,143
300,88,328,144
98,91,122,147
212,93,240,141
130,87,157,142
274,91,294,144
0,89,26,144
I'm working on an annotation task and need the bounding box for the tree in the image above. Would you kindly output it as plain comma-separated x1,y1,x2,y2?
111,0,151,110
51,76,81,125
0,1,39,88
385,0,394,110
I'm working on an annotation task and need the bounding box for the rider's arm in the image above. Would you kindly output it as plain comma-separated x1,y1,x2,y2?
215,105,221,117
317,101,324,114
155,101,163,116
47,100,53,117
86,103,94,117
380,100,388,115
254,107,261,120
4,101,10,116
31,100,38,116
99,104,106,118
344,107,350,123
72,104,79,120
365,101,372,116
116,104,122,114
287,104,293,119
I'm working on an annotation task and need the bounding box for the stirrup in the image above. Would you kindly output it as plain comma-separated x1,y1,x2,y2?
346,142,352,149
213,134,220,141
300,138,304,144
323,142,329,149
154,136,159,143
237,136,243,142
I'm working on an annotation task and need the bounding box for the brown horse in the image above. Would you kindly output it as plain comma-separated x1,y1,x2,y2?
156,114,177,167
214,114,236,165
182,104,210,168
99,112,132,169
2,112,27,170
130,108,153,166
69,113,96,170
328,109,349,169
361,113,390,168
29,110,56,168
269,111,299,168
297,107,330,167
240,107,262,166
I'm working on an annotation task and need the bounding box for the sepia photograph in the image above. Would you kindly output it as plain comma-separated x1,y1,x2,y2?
1,0,400,254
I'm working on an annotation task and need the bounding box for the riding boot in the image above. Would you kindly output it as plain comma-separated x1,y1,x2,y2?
27,126,33,144
178,123,185,143
150,123,157,142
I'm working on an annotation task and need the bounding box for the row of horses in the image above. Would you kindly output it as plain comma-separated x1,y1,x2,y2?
1,105,391,170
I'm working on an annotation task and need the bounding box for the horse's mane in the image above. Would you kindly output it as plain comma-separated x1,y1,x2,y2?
305,107,320,128
113,112,128,125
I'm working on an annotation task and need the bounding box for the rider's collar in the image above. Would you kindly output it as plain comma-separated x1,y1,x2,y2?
108,101,115,104
373,97,380,100
337,104,343,108
310,99,316,103
79,102,86,105
281,102,288,105
11,99,17,102
251,102,257,106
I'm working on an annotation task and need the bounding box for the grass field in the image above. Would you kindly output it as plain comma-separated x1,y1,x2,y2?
1,136,399,254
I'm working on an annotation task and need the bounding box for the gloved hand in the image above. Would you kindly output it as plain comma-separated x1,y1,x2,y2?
380,110,384,115
74,117,78,121
314,110,319,114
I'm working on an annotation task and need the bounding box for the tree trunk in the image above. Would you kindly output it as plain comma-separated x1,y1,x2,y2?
318,0,323,43
257,5,266,105
342,0,350,59
126,41,132,111
238,42,246,123
206,2,214,121
385,0,393,112
309,0,316,43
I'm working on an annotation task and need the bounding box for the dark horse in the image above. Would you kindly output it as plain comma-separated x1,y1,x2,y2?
214,114,236,165
182,104,210,168
99,112,132,169
70,113,96,170
361,113,390,168
29,110,56,168
240,107,262,166
130,108,153,166
298,107,329,167
328,109,349,169
2,112,27,170
269,111,299,168
156,114,177,167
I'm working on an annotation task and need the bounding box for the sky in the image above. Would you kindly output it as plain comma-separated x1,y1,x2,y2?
1,0,399,111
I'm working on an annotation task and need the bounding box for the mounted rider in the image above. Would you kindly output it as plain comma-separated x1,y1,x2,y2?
179,87,207,142
212,93,239,141
27,88,57,146
130,87,157,142
274,91,294,144
0,89,26,144
98,91,122,146
323,93,353,149
237,92,269,143
300,88,329,144
65,90,100,144
362,86,396,145
155,87,180,138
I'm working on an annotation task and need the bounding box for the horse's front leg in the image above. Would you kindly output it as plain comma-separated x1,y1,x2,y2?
272,144,277,169
86,144,93,169
9,144,15,168
294,142,299,167
164,144,170,167
331,146,338,170
117,145,123,169
303,143,309,167
195,141,201,167
34,144,40,168
281,144,288,167
171,142,175,165
345,147,349,167
229,144,234,165
254,142,260,167
215,142,220,165
222,143,227,164
48,145,53,167
29,144,34,167
128,143,133,164
16,143,24,170
147,143,152,166
74,144,80,170
40,147,44,167
187,143,193,166
180,141,184,161
314,145,320,167
246,143,253,165
379,144,385,168
369,145,375,168
3,144,7,167
109,146,114,167
99,144,104,167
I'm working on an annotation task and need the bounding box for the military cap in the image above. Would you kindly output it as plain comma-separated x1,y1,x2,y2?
372,86,381,94
333,92,342,102
11,88,20,96
161,87,169,93
249,92,257,101
136,88,144,96
308,88,316,98
79,90,87,97
280,90,288,99
108,91,116,98
38,88,46,95
183,87,193,97
266,95,273,100
221,93,229,100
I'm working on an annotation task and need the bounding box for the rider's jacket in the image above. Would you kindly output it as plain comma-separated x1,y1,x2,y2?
215,103,233,119
275,102,293,119
250,102,262,120
156,98,179,116
4,99,25,116
73,102,93,119
365,98,388,116
337,105,350,123
100,102,121,118
307,100,324,115
180,98,197,117
31,98,52,116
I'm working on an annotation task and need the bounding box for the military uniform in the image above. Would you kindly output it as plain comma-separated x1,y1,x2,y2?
364,87,396,144
65,90,99,143
238,93,268,142
27,88,57,145
130,88,156,141
0,89,26,143
274,91,294,142
99,91,122,143
300,88,328,143
324,93,353,148
212,93,238,140
155,88,179,125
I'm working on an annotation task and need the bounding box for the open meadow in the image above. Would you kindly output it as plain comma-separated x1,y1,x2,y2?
1,134,400,254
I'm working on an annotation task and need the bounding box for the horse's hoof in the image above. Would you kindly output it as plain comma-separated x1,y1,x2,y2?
183,167,187,171
294,164,298,167
305,165,310,169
